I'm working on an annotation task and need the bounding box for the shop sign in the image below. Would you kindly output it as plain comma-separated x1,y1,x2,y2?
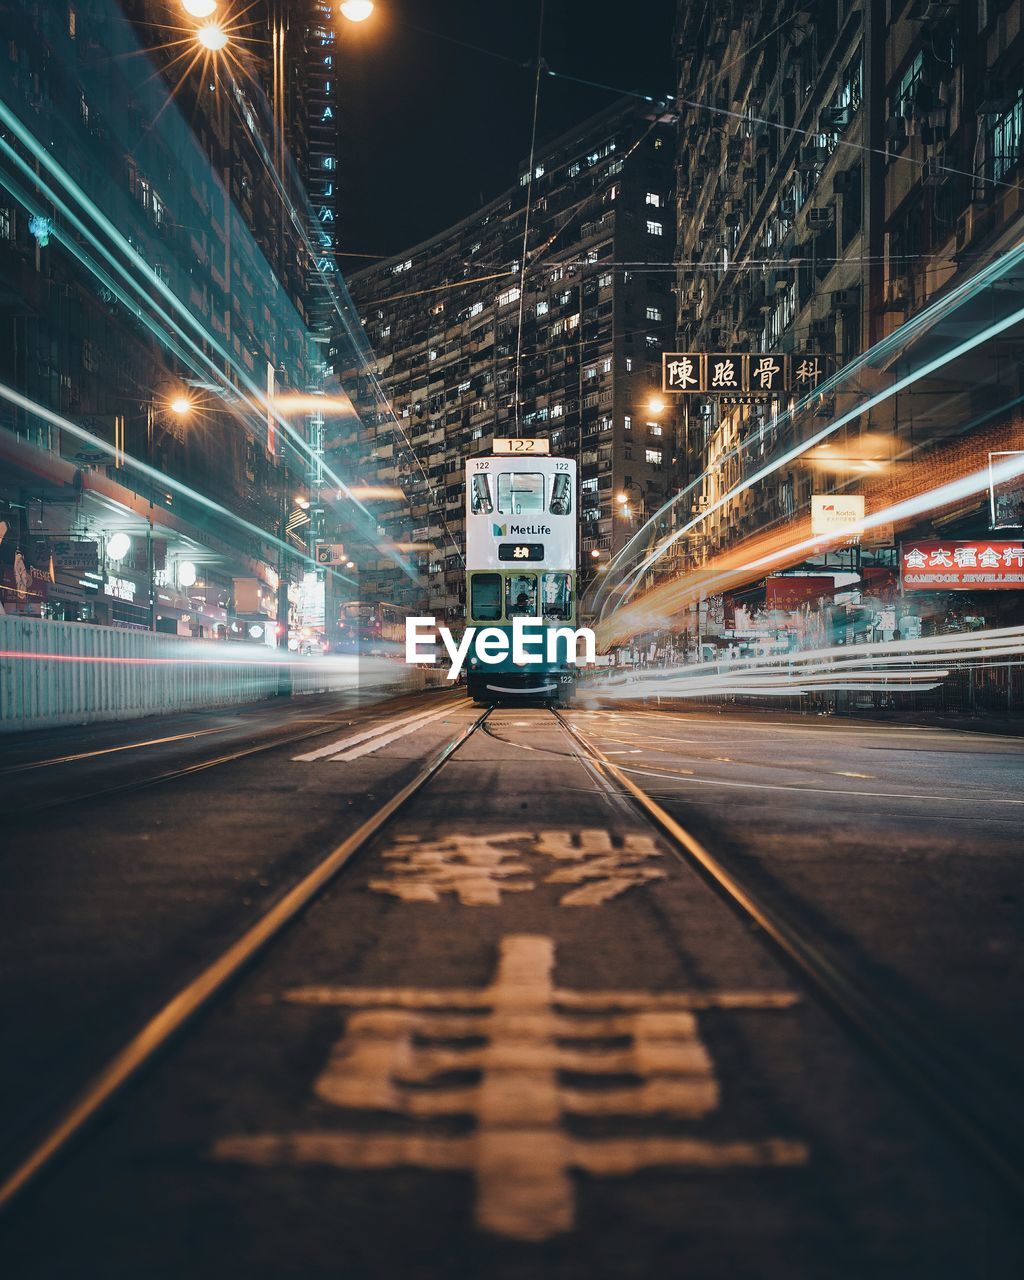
811,494,864,537
765,576,836,611
104,575,137,602
662,353,825,394
901,540,1024,590
47,540,99,573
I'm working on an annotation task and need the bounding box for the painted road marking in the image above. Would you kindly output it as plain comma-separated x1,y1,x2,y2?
213,935,806,1242
293,703,457,763
368,830,666,907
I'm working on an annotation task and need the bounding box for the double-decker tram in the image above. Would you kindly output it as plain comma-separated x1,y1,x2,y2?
464,438,578,704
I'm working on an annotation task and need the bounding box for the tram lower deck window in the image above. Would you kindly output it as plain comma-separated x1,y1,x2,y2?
471,573,502,621
542,573,573,620
506,574,538,617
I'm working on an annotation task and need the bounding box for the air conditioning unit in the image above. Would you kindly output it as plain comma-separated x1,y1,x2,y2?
922,154,949,186
807,205,835,227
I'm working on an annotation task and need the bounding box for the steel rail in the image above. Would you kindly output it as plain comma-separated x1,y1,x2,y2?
553,707,1024,1204
0,704,491,1212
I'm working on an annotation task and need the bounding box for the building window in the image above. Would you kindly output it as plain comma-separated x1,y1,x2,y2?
645,448,663,466
646,220,663,236
895,52,924,121
623,415,632,431
381,324,391,338
0,208,13,240
497,285,521,307
536,300,549,316
989,89,1024,183
625,357,633,372
648,423,662,436
598,271,612,288
645,305,662,321
645,192,661,207
645,335,659,349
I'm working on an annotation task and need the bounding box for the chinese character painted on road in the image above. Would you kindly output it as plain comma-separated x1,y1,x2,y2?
665,355,701,391
368,833,534,906
535,829,665,905
709,355,740,389
750,355,784,392
213,935,807,1242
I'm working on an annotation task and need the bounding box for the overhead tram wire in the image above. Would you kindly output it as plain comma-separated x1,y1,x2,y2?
513,0,547,440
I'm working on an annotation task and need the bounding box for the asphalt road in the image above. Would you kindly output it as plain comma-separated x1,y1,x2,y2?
0,693,1021,1278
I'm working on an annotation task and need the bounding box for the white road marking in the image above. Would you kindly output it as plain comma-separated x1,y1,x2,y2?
615,765,1024,805
213,936,805,1242
293,703,458,762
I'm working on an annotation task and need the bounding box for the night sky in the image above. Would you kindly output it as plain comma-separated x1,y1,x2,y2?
336,0,677,265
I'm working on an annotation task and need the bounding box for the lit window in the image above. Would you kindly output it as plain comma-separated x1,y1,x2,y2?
381,324,391,337
468,301,483,318
536,300,549,316
646,335,659,348
566,314,579,330
601,357,612,373
598,271,613,288
648,423,663,436
625,357,633,372
535,164,545,178
519,172,530,186
429,348,438,361
497,286,521,307
623,415,632,431
645,448,663,465
646,220,663,236
646,306,662,321
646,192,661,207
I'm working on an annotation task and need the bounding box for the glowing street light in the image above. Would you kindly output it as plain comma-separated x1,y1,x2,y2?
107,532,131,561
647,394,666,416
181,0,217,16
169,393,193,417
178,560,198,587
196,22,229,51
340,0,374,20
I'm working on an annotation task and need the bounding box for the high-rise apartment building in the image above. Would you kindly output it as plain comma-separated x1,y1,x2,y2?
334,99,679,621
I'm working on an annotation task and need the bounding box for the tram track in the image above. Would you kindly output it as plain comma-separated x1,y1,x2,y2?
553,705,1024,1206
0,703,491,1213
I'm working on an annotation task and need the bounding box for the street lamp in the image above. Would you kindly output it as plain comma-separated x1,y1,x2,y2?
181,0,217,16
169,393,193,418
196,21,229,51
107,532,132,562
647,394,666,416
340,0,374,20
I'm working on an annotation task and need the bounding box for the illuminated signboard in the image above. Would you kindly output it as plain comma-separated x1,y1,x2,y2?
498,543,545,562
901,541,1024,590
104,576,136,602
662,353,825,394
811,494,865,537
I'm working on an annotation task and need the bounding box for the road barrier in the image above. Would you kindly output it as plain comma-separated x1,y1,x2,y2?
0,615,442,732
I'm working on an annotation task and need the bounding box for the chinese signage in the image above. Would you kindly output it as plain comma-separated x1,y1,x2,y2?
765,575,836,611
811,494,865,537
662,353,825,394
104,576,137,602
901,541,1024,590
989,452,1024,529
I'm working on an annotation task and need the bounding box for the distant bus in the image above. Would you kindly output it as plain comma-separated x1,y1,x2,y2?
335,600,410,654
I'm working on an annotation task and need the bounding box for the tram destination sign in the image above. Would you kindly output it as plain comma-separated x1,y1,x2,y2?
498,542,545,562
662,353,826,395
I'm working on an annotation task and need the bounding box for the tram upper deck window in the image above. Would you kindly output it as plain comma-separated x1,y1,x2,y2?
471,573,502,622
549,473,572,515
505,573,538,617
541,572,573,620
497,472,544,514
471,474,493,514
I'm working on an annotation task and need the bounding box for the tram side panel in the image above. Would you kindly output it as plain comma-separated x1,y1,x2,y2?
464,455,580,703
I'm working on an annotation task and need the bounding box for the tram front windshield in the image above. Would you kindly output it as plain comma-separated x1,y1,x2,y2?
498,473,544,514
506,574,538,617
